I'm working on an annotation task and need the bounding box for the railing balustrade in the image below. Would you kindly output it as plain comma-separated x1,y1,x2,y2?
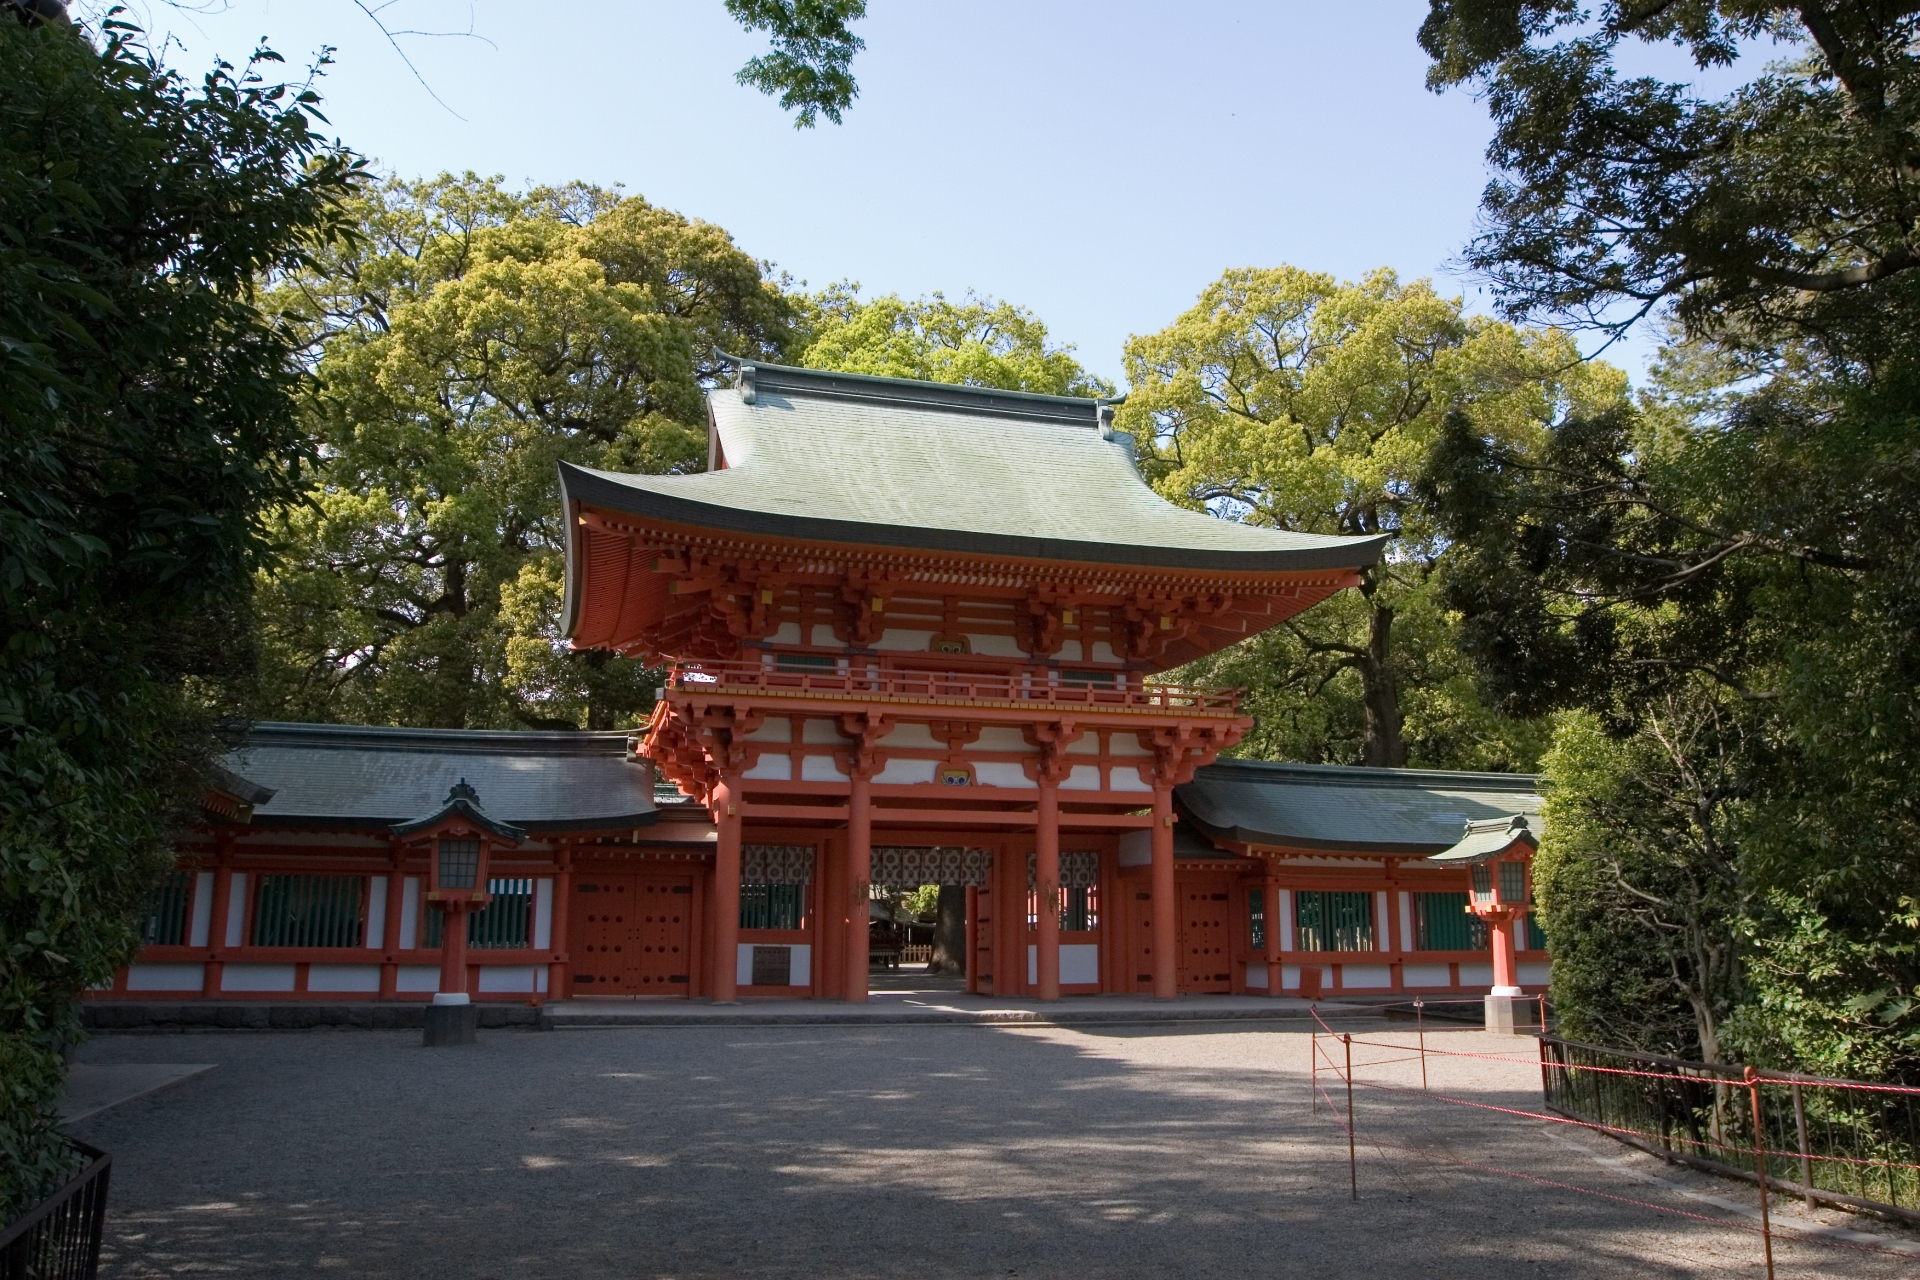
664,659,1242,713
0,1141,111,1280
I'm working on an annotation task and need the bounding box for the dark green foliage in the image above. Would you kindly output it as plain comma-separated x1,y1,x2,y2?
1420,2,1920,350
726,0,866,128
0,15,355,1214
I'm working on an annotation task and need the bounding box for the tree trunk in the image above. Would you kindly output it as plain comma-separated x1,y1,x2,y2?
1359,603,1406,768
928,884,966,976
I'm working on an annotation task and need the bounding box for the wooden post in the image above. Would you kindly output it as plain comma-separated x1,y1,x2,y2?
1263,870,1283,996
712,774,742,1004
1345,1033,1357,1201
549,842,573,1001
379,837,404,1000
202,841,233,999
437,903,470,1000
1791,1083,1814,1208
1150,785,1177,1000
1035,779,1061,1001
845,769,871,1003
964,884,979,994
1747,1068,1775,1280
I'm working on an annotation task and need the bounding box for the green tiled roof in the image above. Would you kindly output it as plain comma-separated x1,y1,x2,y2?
1177,759,1545,854
1427,815,1540,864
558,359,1388,573
221,723,658,832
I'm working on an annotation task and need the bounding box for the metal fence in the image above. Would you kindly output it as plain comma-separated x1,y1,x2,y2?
1540,1035,1920,1224
0,1142,111,1280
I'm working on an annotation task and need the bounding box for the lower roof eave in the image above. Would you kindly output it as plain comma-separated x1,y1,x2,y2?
219,812,661,836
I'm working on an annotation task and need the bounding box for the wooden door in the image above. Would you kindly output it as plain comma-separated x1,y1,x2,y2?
570,874,694,994
1178,881,1232,993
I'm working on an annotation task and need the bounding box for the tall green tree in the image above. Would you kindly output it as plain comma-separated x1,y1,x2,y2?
798,284,1113,396
0,11,355,1211
257,175,798,730
726,0,866,128
1420,1,1920,1077
1119,266,1622,769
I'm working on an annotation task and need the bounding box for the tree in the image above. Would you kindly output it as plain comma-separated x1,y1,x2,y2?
0,10,355,1212
726,0,866,128
1419,1,1920,358
255,175,798,730
803,286,1106,974
1118,265,1622,768
798,284,1114,396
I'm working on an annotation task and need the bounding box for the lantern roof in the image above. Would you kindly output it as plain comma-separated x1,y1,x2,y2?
1176,759,1544,854
392,778,527,843
1425,814,1540,865
558,357,1389,581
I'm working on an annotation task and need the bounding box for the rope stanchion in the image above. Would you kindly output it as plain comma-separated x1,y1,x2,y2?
1747,1066,1775,1280
1345,1033,1357,1202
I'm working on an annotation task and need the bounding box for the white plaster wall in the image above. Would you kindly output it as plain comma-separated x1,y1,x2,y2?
744,716,792,743
1110,768,1152,792
1059,765,1103,791
972,762,1035,788
1065,736,1102,755
1245,963,1269,989
966,633,1027,657
881,722,940,748
1398,892,1414,954
127,963,204,991
397,965,440,992
1088,641,1119,663
1280,964,1302,990
1341,964,1393,989
398,876,420,949
1459,961,1496,987
1029,944,1100,984
972,726,1029,751
1403,962,1453,987
189,871,214,946
769,622,802,644
874,758,937,785
221,963,295,993
801,718,847,744
1107,734,1151,756
308,964,381,993
478,965,540,993
1376,891,1391,951
875,629,935,651
533,878,554,949
800,754,848,781
1518,961,1552,985
224,873,247,947
1279,890,1295,951
365,876,388,948
742,755,793,780
809,624,838,646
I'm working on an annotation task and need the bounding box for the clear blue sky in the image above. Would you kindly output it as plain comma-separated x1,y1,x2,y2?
120,1,1659,385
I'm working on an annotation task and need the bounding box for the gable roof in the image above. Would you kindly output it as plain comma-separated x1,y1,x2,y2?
220,722,657,833
559,358,1388,576
1176,758,1544,855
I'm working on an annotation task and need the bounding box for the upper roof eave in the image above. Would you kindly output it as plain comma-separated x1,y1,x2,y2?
561,462,1391,575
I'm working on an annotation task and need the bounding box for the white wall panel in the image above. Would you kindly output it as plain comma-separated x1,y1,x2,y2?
1059,765,1103,791
307,964,381,993
223,873,247,947
365,876,388,948
396,965,439,992
221,962,295,992
127,963,205,991
398,876,420,949
742,755,793,780
533,878,554,949
972,762,1036,788
188,871,215,947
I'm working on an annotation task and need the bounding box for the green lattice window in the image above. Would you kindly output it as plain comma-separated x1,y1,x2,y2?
1294,891,1373,952
252,875,364,948
1249,889,1266,951
1524,913,1548,951
740,882,805,930
141,870,194,946
424,879,535,949
1415,892,1486,950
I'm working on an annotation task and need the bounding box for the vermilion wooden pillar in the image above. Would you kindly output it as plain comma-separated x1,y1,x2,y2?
1263,868,1284,996
1035,780,1061,1000
548,841,573,1001
1150,786,1177,1000
712,773,742,1003
845,769,872,1003
964,884,979,994
202,834,233,999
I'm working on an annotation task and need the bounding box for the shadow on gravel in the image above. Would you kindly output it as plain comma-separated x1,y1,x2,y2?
67,1025,1887,1280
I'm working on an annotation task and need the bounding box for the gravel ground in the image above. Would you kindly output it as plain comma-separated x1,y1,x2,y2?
68,1018,1918,1279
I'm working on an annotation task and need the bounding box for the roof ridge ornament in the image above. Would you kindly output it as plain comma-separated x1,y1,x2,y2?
1428,813,1540,865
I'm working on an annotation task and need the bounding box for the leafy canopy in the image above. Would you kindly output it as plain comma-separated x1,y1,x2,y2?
1120,265,1621,768
726,0,866,128
256,175,797,730
799,284,1113,396
0,11,356,1210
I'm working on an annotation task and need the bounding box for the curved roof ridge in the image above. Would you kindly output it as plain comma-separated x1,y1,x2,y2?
1196,758,1544,789
244,721,636,756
